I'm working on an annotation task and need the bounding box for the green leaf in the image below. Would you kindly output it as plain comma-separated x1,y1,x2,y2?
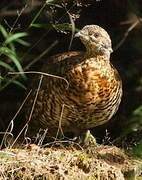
30,23,54,29
12,80,26,89
5,32,28,44
5,53,23,73
0,47,25,77
53,23,79,32
0,78,26,90
131,142,142,157
31,23,46,28
0,61,15,71
133,106,142,116
0,76,3,79
29,4,46,28
31,23,79,33
15,39,30,46
46,0,62,7
0,24,8,38
0,75,3,87
46,0,55,3
0,46,15,55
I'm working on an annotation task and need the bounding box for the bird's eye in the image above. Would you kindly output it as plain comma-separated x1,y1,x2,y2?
93,32,100,38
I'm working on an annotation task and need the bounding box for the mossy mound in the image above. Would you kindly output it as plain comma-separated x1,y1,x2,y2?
0,144,142,179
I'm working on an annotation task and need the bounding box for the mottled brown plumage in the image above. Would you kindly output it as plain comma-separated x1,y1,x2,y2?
25,25,122,138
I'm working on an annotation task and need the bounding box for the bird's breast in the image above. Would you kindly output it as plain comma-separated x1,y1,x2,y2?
68,60,118,105
65,59,122,127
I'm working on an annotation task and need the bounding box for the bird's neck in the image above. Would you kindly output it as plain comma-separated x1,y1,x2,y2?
85,49,111,61
85,52,110,61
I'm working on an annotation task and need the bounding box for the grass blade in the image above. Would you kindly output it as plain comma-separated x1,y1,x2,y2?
15,39,30,46
12,80,26,89
0,24,8,38
0,47,25,77
0,61,15,71
5,32,28,44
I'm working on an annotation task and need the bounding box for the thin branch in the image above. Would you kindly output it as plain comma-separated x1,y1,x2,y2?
54,104,65,144
8,71,69,89
114,19,141,51
9,4,28,33
10,75,43,148
62,3,75,51
0,90,32,149
24,40,58,71
0,1,42,17
28,75,43,124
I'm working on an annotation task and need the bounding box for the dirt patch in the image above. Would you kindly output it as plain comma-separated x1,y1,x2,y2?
0,144,142,179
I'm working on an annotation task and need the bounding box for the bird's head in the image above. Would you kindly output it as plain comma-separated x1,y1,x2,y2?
75,25,113,57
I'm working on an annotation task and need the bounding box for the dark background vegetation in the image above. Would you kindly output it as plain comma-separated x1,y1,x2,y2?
0,0,142,155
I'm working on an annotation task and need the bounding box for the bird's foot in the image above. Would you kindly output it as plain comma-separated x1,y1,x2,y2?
77,130,98,148
80,130,99,155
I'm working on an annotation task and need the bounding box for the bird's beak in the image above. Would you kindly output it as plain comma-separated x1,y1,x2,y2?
74,31,81,38
109,47,113,53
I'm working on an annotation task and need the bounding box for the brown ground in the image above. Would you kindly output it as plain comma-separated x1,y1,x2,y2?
0,143,142,180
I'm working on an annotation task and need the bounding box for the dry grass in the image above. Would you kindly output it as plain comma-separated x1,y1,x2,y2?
0,144,141,180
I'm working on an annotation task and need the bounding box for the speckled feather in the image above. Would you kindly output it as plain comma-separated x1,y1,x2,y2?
24,25,122,137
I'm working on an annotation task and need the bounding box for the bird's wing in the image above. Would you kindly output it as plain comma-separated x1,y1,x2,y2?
41,51,84,76
26,51,84,90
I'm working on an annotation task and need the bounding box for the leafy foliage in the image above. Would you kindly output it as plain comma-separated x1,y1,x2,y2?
0,24,29,90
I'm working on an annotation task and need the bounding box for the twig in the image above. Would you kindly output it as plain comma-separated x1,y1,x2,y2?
114,19,141,51
67,12,75,51
53,104,65,144
10,5,28,33
62,3,75,51
10,75,43,148
0,90,32,149
37,129,48,146
29,2,47,28
8,71,69,89
42,139,84,150
24,40,58,71
28,75,43,124
0,1,42,17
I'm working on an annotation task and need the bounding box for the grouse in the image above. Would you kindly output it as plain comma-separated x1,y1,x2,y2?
24,25,122,140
